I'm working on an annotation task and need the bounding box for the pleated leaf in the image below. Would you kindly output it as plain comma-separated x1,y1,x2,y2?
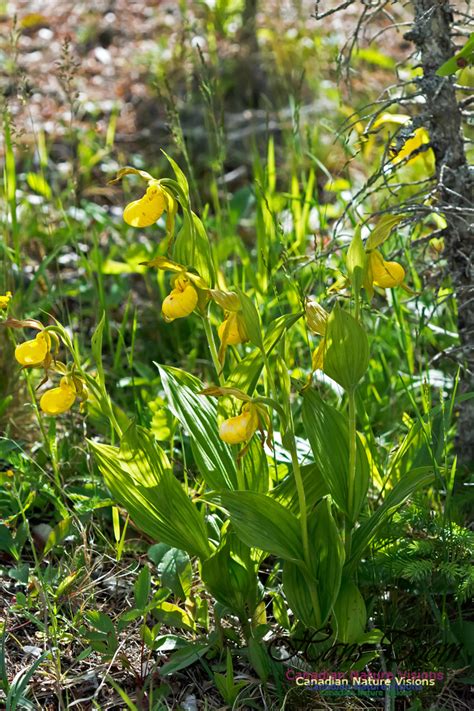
302,388,369,521
158,365,239,490
210,491,304,563
89,426,211,560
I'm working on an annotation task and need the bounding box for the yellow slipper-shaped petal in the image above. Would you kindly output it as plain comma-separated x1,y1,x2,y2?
123,182,166,227
40,380,76,415
162,283,198,322
15,332,50,367
371,251,405,288
391,127,430,165
219,404,258,445
218,312,247,345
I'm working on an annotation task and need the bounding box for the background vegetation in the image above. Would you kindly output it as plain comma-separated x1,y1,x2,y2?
1,1,473,709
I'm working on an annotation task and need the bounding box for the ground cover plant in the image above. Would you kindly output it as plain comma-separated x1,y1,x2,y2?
1,1,473,709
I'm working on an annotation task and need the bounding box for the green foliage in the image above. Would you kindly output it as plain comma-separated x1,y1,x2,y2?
1,3,471,706
90,425,211,559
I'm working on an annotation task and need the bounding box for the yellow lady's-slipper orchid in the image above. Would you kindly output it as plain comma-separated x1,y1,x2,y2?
15,331,51,367
162,274,198,323
123,180,166,227
219,403,259,445
40,376,76,416
390,127,430,165
370,250,405,288
217,312,248,346
0,291,12,309
371,113,431,166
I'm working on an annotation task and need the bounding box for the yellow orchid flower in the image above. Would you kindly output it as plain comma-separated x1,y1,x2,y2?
369,250,405,288
15,331,51,367
217,311,248,346
219,402,259,445
123,180,167,227
162,274,198,323
40,376,76,416
0,291,12,310
371,114,431,166
390,127,430,165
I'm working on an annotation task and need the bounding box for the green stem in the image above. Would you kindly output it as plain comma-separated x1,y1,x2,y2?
354,289,360,322
203,314,224,385
346,387,357,556
24,372,62,489
262,348,322,624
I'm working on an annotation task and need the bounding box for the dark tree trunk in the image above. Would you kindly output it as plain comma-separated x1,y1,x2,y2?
405,1,474,468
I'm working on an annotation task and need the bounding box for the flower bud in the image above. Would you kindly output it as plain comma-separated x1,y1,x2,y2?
305,299,328,336
15,332,51,367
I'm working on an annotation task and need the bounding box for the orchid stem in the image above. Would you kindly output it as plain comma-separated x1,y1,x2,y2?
346,387,357,556
203,314,224,385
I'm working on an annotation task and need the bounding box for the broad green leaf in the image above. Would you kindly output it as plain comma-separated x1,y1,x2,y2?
210,491,303,562
271,463,329,513
237,289,264,351
26,172,51,199
201,532,258,618
307,499,345,624
89,425,211,559
302,388,370,521
240,438,269,493
365,214,404,251
346,467,435,573
157,365,239,490
134,566,151,609
85,610,115,634
148,543,193,599
159,641,210,676
436,33,474,76
190,211,215,287
333,580,367,643
0,524,18,561
153,601,195,631
323,305,369,391
43,517,73,555
282,561,320,628
6,650,51,711
172,211,215,286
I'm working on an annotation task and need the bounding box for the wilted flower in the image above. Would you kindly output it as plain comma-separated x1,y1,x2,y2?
123,180,167,227
162,274,198,323
15,331,51,367
219,403,259,445
40,376,77,416
0,292,12,310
